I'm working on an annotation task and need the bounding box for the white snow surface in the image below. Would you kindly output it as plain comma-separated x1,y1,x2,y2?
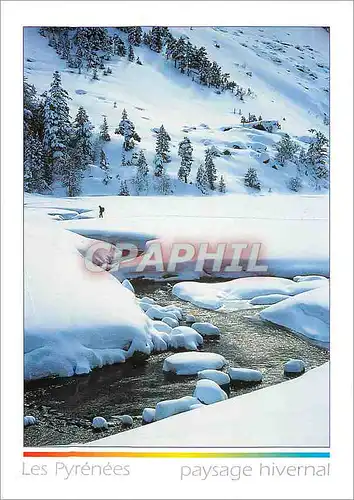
88,363,329,447
249,293,290,305
162,352,226,375
260,283,329,342
193,379,228,405
172,276,328,310
24,210,156,380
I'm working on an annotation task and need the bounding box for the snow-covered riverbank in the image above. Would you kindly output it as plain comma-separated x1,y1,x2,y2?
87,362,329,447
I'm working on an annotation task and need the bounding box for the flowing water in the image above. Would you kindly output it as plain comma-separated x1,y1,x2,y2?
24,279,329,447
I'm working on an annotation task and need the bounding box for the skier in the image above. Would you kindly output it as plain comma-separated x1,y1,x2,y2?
98,205,105,218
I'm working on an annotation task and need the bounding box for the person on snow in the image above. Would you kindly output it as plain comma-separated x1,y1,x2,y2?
98,205,105,218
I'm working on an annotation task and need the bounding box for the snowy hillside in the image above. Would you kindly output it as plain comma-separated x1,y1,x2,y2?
24,26,329,196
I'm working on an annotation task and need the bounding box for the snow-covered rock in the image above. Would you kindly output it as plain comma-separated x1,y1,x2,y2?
140,297,156,304
249,294,290,305
142,408,156,424
197,369,230,388
185,314,197,324
163,352,226,375
122,279,135,293
92,417,108,430
191,322,220,338
162,316,179,328
193,379,228,405
24,415,36,427
152,321,172,334
228,367,263,383
118,415,133,426
146,306,178,321
284,359,306,375
155,396,200,420
260,284,329,342
169,326,203,351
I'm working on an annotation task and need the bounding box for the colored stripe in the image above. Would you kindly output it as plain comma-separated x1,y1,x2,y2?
23,451,330,458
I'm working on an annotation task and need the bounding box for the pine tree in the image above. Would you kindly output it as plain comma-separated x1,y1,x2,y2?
119,180,130,196
306,129,329,169
196,163,208,194
177,137,193,183
113,34,126,57
218,175,226,193
24,135,47,193
99,116,110,141
136,57,143,65
117,109,139,150
244,167,261,190
59,147,84,197
134,150,149,194
99,149,109,170
241,115,246,125
72,106,94,166
150,27,163,52
128,44,135,62
275,133,299,166
205,149,217,190
43,71,72,181
155,167,172,195
92,68,99,80
288,176,303,192
155,124,171,163
153,153,164,177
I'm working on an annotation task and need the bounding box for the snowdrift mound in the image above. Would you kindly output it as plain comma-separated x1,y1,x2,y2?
24,211,155,380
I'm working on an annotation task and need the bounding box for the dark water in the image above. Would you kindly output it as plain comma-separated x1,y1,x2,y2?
24,280,329,447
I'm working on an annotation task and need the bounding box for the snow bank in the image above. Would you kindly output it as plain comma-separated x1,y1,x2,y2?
193,379,228,405
162,317,179,328
92,417,108,429
163,352,226,375
24,416,36,427
173,276,328,311
260,284,329,343
155,396,200,421
88,363,329,447
24,211,155,380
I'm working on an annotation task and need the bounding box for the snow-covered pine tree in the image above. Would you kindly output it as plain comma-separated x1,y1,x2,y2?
72,106,94,166
150,27,163,52
153,153,164,177
306,129,329,171
92,68,99,80
288,176,303,192
136,57,143,65
99,149,109,170
155,124,171,163
241,115,246,125
275,133,299,166
43,71,72,182
117,109,139,151
205,148,217,190
196,163,208,194
119,180,130,196
134,150,149,194
155,167,172,195
99,116,110,141
244,167,261,190
218,175,226,193
128,44,135,62
113,34,126,57
58,147,83,197
24,135,47,193
131,151,139,165
177,137,193,183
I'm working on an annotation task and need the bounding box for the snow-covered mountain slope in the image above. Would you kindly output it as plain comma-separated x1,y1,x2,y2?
24,26,329,196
